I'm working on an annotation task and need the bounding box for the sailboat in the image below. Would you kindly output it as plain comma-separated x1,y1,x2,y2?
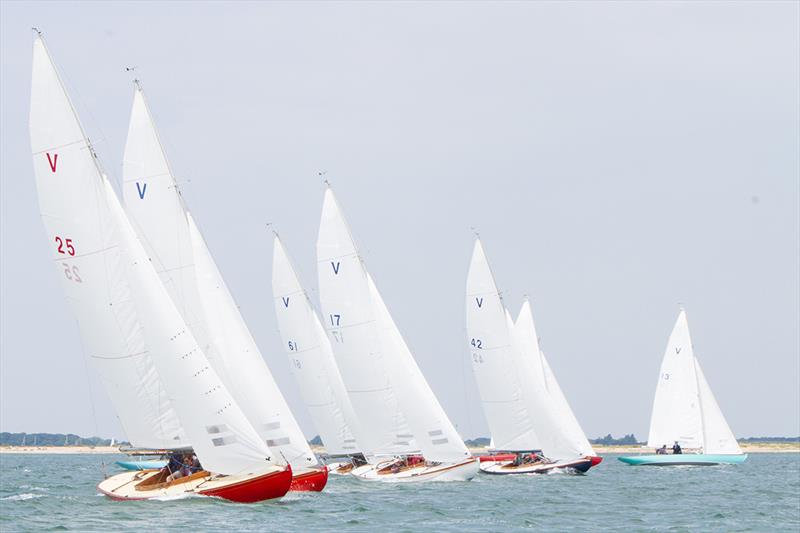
316,187,478,482
619,310,747,466
29,34,291,502
466,239,601,474
271,235,367,474
120,84,327,491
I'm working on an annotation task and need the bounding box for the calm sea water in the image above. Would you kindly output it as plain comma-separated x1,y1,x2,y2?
1,453,798,532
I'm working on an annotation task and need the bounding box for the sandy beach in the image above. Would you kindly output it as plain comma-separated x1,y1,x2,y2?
1,442,796,455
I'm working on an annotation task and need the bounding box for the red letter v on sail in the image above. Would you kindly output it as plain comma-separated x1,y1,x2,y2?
46,152,58,173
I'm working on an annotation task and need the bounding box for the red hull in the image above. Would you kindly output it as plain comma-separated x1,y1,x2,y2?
479,453,517,463
289,466,328,492
200,466,293,503
590,456,604,467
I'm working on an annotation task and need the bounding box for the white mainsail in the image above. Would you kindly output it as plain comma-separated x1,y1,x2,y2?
29,36,184,450
271,235,363,456
316,187,417,458
109,180,277,474
465,239,540,451
367,274,472,463
513,301,595,460
30,35,276,474
122,85,315,469
647,310,741,454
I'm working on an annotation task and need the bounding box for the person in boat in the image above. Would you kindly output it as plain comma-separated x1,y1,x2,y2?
166,453,194,482
672,442,682,455
189,454,202,473
656,445,668,455
511,453,523,467
162,452,184,481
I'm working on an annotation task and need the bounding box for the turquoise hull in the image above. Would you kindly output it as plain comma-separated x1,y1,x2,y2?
618,454,748,466
115,460,167,471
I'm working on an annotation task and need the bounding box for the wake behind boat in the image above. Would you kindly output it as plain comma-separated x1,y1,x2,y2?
619,310,747,467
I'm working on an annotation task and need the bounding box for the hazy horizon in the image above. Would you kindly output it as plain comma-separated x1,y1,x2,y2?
2,1,798,444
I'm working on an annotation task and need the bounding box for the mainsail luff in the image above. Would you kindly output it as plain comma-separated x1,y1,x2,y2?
465,239,540,451
122,85,315,469
316,187,417,458
29,36,185,449
271,236,363,456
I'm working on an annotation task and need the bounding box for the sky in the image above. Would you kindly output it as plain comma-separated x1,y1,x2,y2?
1,1,798,443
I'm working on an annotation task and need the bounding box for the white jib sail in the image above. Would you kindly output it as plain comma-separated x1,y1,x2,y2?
271,236,363,456
122,85,315,469
316,187,417,458
367,274,472,463
465,239,540,451
513,301,595,460
29,36,185,450
647,310,704,449
694,361,742,454
108,180,277,475
187,216,316,467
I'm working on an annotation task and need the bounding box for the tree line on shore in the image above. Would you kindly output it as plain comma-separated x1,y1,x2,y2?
2,432,797,447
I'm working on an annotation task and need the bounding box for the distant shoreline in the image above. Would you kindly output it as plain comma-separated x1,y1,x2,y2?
1,442,797,455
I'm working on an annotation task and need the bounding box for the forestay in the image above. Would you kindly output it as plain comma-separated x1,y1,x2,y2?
465,239,540,451
122,85,315,469
367,275,471,463
29,36,185,450
271,236,363,456
317,187,417,458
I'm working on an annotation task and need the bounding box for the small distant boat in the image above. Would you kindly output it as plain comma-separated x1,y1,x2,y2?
116,460,167,471
619,310,747,466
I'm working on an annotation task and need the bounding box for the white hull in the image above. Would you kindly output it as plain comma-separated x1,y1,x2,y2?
351,458,478,482
479,457,593,475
